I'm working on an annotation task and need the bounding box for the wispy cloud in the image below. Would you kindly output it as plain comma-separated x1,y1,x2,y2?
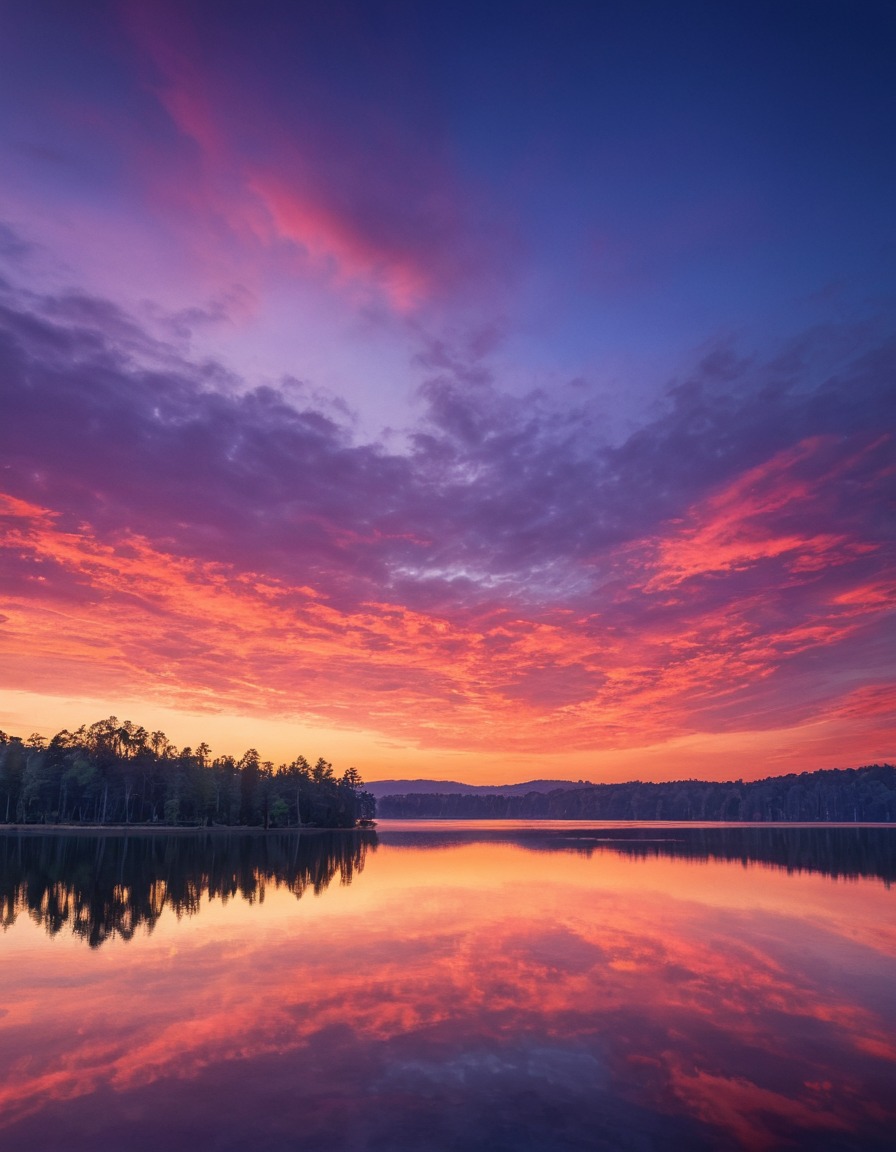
1,280,892,762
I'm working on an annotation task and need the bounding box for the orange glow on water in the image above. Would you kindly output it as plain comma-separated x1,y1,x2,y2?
0,832,893,1150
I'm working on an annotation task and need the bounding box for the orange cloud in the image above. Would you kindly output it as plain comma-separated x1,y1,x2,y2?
2,478,893,772
644,437,881,590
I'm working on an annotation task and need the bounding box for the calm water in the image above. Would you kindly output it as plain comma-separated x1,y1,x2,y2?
1,822,894,1151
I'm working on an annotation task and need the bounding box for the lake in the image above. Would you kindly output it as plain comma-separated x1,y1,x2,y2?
1,822,894,1150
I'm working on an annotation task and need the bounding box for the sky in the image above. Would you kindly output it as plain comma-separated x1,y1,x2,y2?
1,0,894,784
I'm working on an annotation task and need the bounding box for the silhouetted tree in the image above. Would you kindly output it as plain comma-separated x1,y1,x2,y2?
0,720,371,829
378,765,896,823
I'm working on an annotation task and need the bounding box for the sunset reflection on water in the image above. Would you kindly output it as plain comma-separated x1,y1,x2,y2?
0,824,893,1150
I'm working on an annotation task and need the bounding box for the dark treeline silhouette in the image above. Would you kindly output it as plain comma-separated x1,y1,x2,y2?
377,823,896,886
0,827,377,947
378,764,896,822
0,717,376,828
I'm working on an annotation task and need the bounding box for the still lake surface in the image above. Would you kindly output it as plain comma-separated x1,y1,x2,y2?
1,821,894,1151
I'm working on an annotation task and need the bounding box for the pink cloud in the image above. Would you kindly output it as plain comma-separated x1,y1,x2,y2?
114,3,456,315
0,280,892,773
249,173,429,311
644,436,885,590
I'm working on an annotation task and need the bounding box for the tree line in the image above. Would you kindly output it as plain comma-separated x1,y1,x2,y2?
0,717,376,828
377,764,896,822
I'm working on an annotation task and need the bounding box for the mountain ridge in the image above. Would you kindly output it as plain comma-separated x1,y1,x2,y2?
364,778,591,799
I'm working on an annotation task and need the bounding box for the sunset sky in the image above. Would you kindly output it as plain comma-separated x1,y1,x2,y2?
1,0,894,783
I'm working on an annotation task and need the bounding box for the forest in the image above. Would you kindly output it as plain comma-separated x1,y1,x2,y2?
0,717,376,828
377,763,896,822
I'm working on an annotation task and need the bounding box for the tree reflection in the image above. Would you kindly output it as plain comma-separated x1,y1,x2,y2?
380,825,896,885
0,829,377,947
586,824,896,884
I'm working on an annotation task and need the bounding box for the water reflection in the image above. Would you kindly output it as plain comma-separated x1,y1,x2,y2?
0,828,376,946
0,825,893,1151
379,822,896,884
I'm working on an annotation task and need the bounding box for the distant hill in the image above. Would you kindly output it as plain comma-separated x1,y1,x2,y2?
374,764,896,822
365,778,589,799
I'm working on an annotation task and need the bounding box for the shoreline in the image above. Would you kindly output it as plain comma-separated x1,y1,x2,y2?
1,819,891,835
0,823,371,836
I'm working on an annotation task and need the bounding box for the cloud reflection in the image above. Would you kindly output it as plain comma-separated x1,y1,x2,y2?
0,832,893,1150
